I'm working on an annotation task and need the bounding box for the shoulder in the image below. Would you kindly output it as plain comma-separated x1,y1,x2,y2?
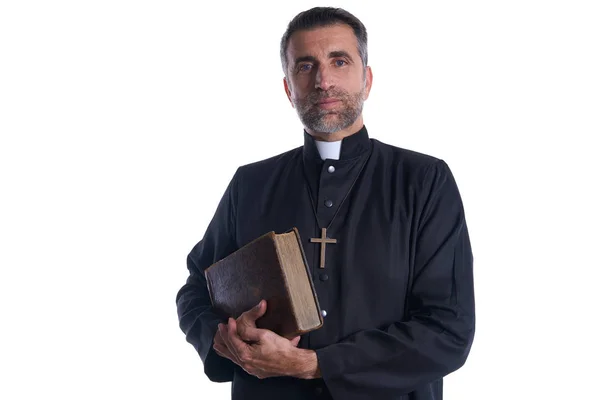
370,138,461,198
233,146,302,181
371,138,448,175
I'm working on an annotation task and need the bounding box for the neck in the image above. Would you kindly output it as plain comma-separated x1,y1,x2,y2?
306,116,365,142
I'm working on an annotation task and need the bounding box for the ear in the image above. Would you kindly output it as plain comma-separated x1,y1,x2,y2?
363,66,373,100
283,76,295,108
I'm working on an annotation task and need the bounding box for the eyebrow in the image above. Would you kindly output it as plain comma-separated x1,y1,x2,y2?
329,50,353,60
293,50,354,67
294,55,318,66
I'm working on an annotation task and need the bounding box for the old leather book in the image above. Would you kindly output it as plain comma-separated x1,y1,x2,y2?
204,228,323,338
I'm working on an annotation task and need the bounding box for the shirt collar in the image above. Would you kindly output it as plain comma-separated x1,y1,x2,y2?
303,125,371,162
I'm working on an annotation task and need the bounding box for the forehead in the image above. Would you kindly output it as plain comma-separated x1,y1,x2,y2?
286,24,359,59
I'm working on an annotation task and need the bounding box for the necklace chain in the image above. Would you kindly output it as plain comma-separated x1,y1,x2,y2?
302,146,372,233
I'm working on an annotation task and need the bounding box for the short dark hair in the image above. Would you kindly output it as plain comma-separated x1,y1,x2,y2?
280,7,368,75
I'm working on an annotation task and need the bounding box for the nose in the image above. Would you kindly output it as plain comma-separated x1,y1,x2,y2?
315,65,333,91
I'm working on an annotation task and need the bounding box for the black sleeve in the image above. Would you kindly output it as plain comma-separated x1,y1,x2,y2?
315,160,475,398
175,170,240,382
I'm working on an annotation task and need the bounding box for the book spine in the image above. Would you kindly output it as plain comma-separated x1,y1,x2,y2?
272,235,301,334
292,227,324,327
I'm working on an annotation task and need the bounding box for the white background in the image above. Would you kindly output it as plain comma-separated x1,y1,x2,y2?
1,1,599,399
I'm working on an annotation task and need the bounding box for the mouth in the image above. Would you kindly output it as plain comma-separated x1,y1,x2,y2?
317,97,339,104
316,98,341,109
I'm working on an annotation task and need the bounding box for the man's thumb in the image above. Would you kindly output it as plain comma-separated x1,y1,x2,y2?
252,299,267,316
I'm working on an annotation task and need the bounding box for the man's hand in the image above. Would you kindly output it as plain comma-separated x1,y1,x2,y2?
212,300,320,379
212,299,300,365
213,300,280,362
213,324,236,361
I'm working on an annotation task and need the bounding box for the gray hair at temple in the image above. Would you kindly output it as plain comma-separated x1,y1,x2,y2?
279,7,368,76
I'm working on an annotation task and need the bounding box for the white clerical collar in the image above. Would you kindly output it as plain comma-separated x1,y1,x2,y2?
314,139,342,160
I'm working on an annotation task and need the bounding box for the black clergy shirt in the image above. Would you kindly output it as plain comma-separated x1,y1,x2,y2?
176,125,475,400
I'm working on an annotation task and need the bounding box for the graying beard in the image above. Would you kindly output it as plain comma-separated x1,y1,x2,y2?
296,91,364,134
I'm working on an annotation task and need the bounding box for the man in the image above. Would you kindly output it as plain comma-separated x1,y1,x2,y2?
176,7,475,400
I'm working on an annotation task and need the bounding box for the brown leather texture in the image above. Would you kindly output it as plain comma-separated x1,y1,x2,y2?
205,231,305,337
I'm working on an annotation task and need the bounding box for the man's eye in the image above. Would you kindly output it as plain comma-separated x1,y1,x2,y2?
335,60,347,67
299,64,312,72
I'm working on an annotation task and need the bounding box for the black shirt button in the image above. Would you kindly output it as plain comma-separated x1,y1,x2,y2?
324,199,333,208
319,273,329,281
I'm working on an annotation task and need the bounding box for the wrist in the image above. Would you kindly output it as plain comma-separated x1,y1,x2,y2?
292,348,321,379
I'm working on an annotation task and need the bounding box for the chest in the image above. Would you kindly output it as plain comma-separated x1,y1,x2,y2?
234,160,417,337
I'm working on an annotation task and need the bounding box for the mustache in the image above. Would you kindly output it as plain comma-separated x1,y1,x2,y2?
307,90,348,104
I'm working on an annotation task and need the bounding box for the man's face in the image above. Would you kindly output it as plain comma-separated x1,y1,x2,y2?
284,24,372,136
